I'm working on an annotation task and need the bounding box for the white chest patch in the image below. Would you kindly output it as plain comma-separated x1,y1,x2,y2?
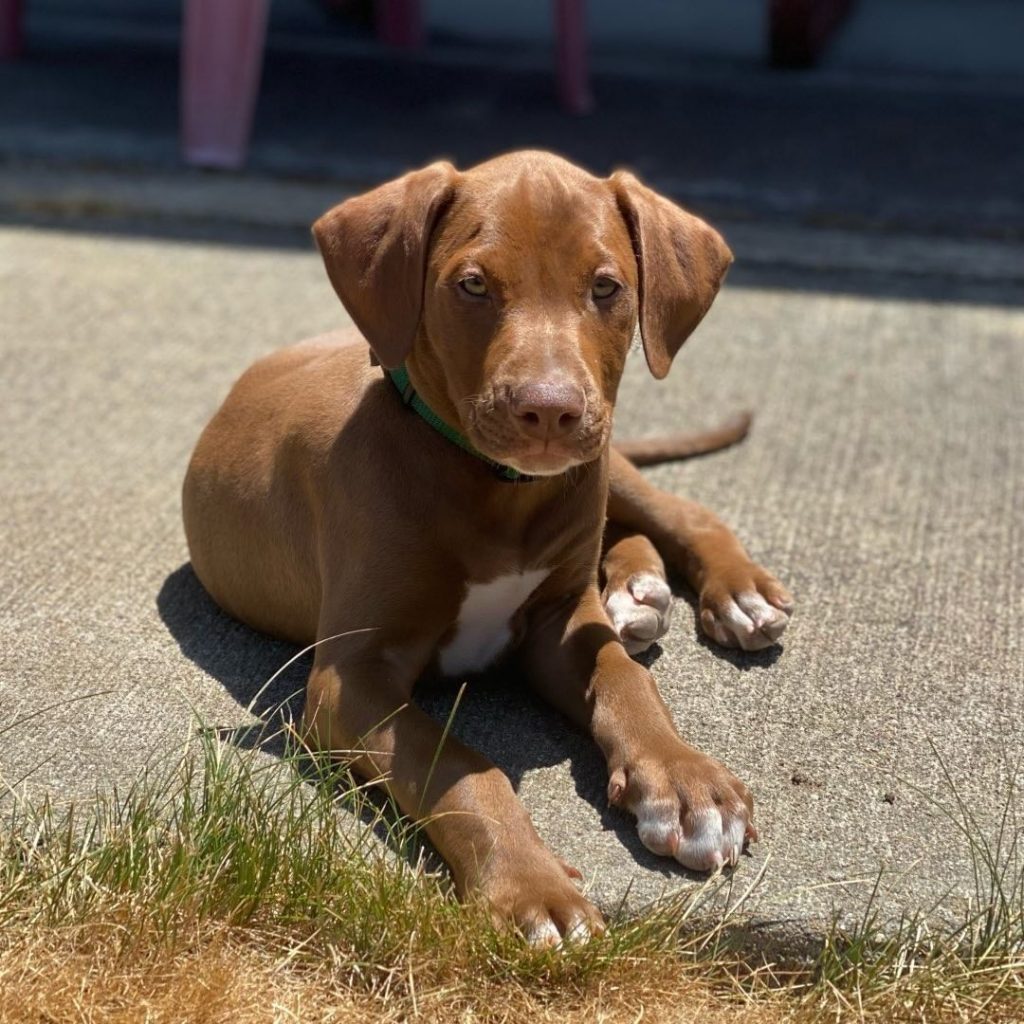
439,569,550,676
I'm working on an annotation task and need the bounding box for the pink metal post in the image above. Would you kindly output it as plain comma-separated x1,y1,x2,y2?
180,0,269,169
376,0,424,50
0,0,24,60
554,0,591,114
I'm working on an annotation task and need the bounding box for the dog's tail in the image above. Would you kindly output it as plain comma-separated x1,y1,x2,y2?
613,411,752,466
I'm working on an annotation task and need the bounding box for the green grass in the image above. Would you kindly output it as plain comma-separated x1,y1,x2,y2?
0,710,1022,1022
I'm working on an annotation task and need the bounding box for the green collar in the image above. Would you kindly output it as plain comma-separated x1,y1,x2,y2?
386,366,534,483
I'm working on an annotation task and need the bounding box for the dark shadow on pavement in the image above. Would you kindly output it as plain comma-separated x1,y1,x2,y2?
157,563,309,755
668,580,784,671
4,30,1024,243
7,210,1022,311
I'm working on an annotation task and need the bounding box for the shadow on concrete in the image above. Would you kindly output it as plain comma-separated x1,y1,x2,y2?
157,560,716,883
6,209,1022,310
157,563,309,752
668,583,786,671
4,29,1023,240
3,8,1024,312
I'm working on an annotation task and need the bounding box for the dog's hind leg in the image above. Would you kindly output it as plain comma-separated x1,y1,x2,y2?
606,448,794,651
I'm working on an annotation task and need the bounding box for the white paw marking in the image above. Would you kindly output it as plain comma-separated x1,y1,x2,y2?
604,572,673,655
636,796,682,855
525,918,561,947
705,590,789,651
440,569,549,675
636,800,747,872
679,808,746,872
563,917,593,945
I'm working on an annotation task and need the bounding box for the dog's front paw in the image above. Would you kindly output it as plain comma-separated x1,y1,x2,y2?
608,743,756,872
476,844,605,947
603,571,673,655
700,563,793,651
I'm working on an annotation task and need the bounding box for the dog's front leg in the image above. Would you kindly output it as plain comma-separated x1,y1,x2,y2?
523,587,756,871
608,449,794,651
302,645,604,944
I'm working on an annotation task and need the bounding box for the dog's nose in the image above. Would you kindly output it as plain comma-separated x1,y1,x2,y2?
510,381,585,440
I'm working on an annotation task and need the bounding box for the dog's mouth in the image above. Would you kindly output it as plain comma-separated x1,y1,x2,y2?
461,380,611,477
466,413,610,478
497,447,589,477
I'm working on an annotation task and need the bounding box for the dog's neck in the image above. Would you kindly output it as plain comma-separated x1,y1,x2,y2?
385,364,533,483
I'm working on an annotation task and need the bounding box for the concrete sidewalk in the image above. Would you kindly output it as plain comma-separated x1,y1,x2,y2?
1,192,1022,951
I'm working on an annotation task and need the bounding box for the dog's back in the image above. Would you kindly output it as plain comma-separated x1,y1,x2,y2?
183,332,371,642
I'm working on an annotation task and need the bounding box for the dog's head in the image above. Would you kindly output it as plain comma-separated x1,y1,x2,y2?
313,151,732,477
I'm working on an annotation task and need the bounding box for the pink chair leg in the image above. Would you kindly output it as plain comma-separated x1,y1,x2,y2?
554,0,592,114
376,0,424,49
0,0,24,60
180,0,269,169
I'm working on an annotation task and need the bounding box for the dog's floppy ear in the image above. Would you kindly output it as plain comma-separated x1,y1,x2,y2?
312,162,457,369
611,171,733,380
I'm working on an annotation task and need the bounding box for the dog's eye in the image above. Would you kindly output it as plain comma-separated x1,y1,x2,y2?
459,275,488,297
592,277,620,300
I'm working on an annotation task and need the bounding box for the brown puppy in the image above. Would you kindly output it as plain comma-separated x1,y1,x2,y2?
183,151,793,945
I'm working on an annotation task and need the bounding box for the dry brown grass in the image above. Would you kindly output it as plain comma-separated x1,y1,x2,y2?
0,918,787,1024
1,728,1021,1023
4,913,1024,1024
